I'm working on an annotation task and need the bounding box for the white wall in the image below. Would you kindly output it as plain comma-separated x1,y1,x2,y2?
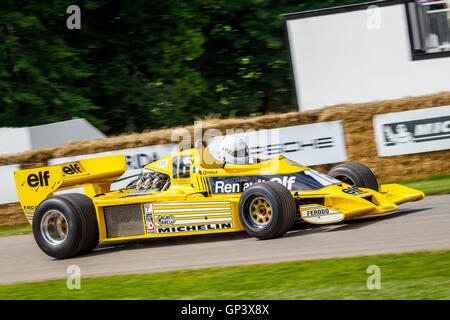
0,118,106,156
0,128,32,155
29,118,105,149
286,4,450,111
0,164,20,204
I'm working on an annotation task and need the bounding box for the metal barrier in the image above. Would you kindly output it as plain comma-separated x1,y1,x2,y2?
417,0,450,52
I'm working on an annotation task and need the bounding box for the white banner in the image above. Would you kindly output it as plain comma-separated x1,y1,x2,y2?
209,121,347,166
373,105,450,157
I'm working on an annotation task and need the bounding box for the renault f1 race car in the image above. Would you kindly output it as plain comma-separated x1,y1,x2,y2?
14,136,425,259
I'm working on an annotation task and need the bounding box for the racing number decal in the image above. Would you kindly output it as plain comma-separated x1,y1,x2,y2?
172,155,191,178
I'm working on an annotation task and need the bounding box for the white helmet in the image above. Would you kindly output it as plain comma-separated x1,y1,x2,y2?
220,136,251,165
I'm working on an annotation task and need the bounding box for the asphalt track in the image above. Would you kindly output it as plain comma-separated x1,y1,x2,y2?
1,194,449,285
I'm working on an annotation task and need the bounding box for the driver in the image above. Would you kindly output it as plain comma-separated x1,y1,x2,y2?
219,136,254,165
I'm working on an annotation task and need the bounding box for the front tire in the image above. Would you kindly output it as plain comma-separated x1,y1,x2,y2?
32,193,99,259
238,181,297,240
327,162,378,191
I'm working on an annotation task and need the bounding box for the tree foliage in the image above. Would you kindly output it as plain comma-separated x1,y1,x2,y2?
0,0,366,135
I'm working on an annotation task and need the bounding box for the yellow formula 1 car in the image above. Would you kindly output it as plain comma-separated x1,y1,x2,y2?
14,137,424,259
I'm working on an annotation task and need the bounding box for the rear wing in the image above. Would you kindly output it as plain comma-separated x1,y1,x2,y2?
13,155,126,223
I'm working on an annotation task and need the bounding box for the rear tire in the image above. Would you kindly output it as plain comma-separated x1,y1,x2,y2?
238,181,297,240
327,162,378,191
32,193,99,259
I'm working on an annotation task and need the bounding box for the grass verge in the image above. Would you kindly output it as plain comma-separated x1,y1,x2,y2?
0,225,31,237
384,173,450,195
0,250,449,300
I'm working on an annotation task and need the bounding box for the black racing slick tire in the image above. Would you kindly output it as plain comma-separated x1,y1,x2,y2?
238,181,297,240
327,162,379,191
32,193,99,259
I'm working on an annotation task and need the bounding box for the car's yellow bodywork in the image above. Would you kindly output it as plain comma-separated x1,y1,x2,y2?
14,147,424,243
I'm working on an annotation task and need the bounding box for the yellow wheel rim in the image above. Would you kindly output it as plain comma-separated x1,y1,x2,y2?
250,197,272,226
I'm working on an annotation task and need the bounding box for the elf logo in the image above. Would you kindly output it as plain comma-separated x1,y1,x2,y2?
27,171,50,187
62,163,83,175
